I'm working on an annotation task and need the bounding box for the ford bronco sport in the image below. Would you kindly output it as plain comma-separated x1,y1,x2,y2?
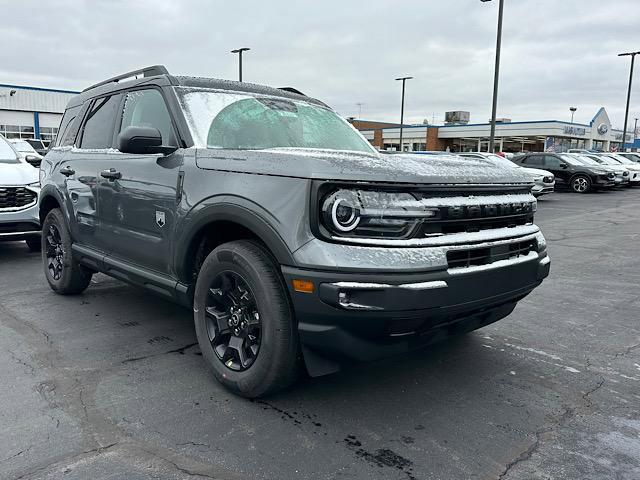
39,66,550,398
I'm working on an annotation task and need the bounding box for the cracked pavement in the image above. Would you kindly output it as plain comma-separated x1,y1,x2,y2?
1,188,639,479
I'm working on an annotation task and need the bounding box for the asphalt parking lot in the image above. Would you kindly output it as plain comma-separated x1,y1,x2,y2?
1,188,639,480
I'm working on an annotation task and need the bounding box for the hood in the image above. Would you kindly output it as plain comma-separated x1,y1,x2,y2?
520,166,553,178
195,148,533,185
0,161,39,186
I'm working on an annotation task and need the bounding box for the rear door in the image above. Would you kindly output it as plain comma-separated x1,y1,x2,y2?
60,95,122,247
95,87,183,275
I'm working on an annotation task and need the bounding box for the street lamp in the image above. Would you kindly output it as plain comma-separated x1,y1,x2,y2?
481,0,505,153
569,107,577,123
356,102,364,120
231,47,250,82
619,50,640,152
634,117,638,143
395,76,413,152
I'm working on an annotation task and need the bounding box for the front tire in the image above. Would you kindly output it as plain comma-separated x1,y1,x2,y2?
570,175,591,193
193,240,299,398
42,208,92,295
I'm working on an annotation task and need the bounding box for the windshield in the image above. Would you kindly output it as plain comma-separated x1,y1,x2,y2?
176,87,375,154
0,136,20,164
573,155,600,166
10,140,36,153
595,156,619,166
608,154,633,165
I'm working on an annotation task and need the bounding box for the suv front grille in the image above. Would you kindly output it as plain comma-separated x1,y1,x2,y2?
0,187,37,210
447,239,537,269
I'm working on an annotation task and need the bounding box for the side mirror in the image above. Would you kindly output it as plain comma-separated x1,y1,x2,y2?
117,126,177,155
25,155,41,168
559,162,568,169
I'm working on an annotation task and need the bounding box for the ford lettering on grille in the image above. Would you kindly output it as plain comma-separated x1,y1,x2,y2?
445,202,534,220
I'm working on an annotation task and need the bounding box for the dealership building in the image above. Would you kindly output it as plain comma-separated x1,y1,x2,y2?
0,83,79,146
357,107,637,153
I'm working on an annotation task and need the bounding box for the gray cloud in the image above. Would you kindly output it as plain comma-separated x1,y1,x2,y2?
1,0,638,127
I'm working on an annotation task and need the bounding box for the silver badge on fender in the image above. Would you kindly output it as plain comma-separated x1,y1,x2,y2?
156,211,166,228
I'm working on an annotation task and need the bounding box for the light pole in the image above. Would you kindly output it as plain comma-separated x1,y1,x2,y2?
619,50,640,152
634,117,638,143
395,76,413,152
231,47,250,82
356,102,364,120
481,0,505,153
570,106,577,123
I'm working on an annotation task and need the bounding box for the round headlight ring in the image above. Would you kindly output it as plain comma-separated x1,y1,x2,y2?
331,197,361,232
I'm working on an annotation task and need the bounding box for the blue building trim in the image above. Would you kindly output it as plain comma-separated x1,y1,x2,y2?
33,112,40,139
0,83,80,95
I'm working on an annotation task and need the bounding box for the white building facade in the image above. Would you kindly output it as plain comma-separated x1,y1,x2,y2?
0,84,79,146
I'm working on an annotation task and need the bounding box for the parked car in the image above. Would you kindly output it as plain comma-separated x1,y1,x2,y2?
595,153,640,186
458,152,555,197
512,152,615,193
0,135,41,251
24,138,49,156
8,139,43,167
617,152,640,164
39,65,550,398
580,153,632,187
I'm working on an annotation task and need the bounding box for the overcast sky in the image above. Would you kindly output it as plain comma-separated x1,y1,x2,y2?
2,0,639,127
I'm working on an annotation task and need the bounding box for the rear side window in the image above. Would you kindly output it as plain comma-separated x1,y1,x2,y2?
55,105,82,147
80,95,120,149
119,89,175,145
523,156,543,166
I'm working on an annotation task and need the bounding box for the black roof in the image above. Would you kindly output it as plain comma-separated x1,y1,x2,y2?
68,65,326,108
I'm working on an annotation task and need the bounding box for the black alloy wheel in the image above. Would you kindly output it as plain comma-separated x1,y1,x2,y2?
205,271,262,371
45,224,64,280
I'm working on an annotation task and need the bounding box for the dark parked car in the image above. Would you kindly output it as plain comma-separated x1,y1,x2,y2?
39,66,550,397
512,152,615,193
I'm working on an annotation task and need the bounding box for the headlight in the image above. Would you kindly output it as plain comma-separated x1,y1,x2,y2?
320,189,438,239
26,181,40,187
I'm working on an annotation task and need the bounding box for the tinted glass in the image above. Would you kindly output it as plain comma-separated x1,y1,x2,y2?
80,96,120,149
543,155,562,168
55,105,82,147
523,156,543,166
120,89,175,145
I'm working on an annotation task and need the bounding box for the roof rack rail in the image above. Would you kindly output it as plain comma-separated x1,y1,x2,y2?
278,87,307,96
82,65,169,92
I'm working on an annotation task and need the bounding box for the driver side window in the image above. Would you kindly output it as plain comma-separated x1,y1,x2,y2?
544,156,561,168
119,89,176,146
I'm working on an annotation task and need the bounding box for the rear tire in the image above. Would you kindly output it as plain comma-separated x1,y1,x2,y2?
25,235,41,252
570,175,591,193
193,240,299,398
42,208,92,295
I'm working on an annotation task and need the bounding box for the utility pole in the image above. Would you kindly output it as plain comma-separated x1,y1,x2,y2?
481,0,505,153
395,76,413,152
231,47,250,82
618,51,640,152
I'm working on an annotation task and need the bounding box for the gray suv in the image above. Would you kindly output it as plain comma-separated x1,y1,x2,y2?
39,66,550,397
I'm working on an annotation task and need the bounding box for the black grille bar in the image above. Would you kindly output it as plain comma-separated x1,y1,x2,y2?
0,187,37,209
447,239,537,269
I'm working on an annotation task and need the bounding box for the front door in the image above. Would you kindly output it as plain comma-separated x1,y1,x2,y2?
95,88,183,275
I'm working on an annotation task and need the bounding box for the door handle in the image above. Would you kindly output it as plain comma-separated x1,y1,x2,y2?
59,166,75,177
100,168,122,180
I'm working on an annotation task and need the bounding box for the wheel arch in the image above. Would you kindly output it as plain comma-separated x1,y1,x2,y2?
174,202,296,285
39,186,66,225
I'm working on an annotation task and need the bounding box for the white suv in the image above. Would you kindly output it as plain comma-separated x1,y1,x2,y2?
0,135,41,251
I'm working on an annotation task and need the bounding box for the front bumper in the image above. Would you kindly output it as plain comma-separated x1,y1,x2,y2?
0,193,41,241
284,231,550,375
532,182,554,196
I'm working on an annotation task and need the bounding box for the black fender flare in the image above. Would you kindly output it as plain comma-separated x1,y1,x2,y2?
173,199,297,283
38,184,71,224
